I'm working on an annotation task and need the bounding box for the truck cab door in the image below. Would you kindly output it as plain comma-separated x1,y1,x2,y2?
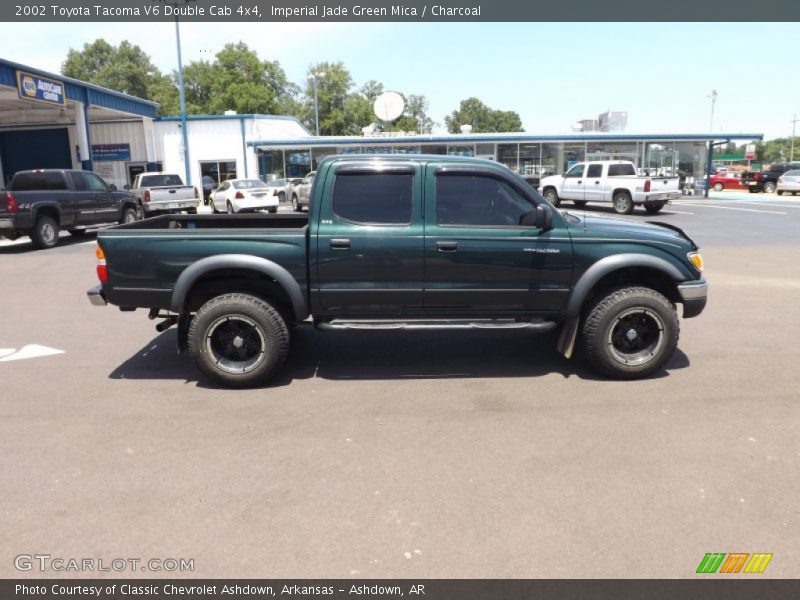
314,163,424,315
423,167,573,314
582,163,605,202
67,172,94,226
560,163,585,200
82,172,118,223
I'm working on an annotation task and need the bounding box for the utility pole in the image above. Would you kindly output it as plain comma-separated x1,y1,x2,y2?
791,114,798,163
707,90,718,132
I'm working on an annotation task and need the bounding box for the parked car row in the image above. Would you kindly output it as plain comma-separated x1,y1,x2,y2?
741,162,800,193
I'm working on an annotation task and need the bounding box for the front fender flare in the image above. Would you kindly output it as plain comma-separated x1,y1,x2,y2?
565,253,686,318
170,254,308,321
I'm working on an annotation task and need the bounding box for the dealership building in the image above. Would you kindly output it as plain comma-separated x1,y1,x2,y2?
1,58,762,192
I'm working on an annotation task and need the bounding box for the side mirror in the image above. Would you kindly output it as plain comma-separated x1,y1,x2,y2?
109,184,118,191
535,204,553,229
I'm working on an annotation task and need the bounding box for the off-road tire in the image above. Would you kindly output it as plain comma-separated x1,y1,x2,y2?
542,188,560,207
644,201,665,214
188,293,290,388
582,286,679,379
612,191,634,215
30,215,59,249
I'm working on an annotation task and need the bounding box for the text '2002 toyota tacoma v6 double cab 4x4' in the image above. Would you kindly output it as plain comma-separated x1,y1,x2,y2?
87,155,707,387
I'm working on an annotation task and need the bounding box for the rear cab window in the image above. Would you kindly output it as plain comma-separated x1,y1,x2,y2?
9,172,68,191
331,172,413,225
608,163,637,176
139,174,184,187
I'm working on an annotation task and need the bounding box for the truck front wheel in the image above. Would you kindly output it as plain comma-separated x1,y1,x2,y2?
612,191,634,215
188,293,290,388
582,286,679,379
542,188,560,207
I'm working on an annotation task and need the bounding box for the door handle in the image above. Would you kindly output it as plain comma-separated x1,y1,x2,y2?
436,241,458,252
577,180,582,184
595,181,601,184
168,189,176,194
330,238,350,250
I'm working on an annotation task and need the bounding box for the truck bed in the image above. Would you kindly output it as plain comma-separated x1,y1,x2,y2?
98,213,310,310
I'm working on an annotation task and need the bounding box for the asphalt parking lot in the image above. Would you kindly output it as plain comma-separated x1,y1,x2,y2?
2,193,799,579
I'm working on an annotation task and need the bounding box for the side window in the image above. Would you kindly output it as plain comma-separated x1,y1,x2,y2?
564,164,585,178
332,172,413,225
83,173,108,191
435,173,535,227
69,172,87,191
586,164,603,178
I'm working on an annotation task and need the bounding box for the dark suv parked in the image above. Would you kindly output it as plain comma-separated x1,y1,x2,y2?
741,162,800,193
0,169,138,249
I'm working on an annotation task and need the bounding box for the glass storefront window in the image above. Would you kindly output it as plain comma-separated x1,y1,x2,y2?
675,142,707,179
392,146,422,154
257,150,284,182
541,144,559,176
475,143,495,160
200,160,237,188
286,149,312,178
424,145,448,155
448,145,475,157
337,146,362,154
312,147,337,170
645,143,676,177
519,143,541,177
497,144,518,172
562,144,586,172
586,142,638,164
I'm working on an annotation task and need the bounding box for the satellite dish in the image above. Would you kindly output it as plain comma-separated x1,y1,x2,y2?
373,91,405,122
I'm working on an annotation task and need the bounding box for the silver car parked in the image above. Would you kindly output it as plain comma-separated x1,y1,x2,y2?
776,170,800,196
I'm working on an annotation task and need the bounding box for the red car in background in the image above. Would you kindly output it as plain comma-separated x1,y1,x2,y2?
709,172,747,191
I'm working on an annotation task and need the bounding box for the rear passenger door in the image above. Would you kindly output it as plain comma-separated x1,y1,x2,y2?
583,163,605,202
315,163,424,315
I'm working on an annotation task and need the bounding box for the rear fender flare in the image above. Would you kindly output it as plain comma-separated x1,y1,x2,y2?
170,254,308,321
566,253,686,318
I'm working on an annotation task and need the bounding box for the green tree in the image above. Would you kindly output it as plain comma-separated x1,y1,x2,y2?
392,94,434,134
360,80,384,101
304,62,372,136
445,97,523,133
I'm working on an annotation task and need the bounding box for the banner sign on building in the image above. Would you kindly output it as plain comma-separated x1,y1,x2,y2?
16,70,66,106
92,143,132,161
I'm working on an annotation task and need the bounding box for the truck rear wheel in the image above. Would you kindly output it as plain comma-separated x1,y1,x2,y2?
120,207,138,224
582,286,679,379
30,215,59,249
612,191,634,215
188,293,289,388
644,201,665,214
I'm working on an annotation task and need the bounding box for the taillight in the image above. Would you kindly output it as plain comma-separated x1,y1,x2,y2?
5,192,17,213
235,191,244,199
755,173,761,181
95,244,107,283
644,180,651,192
193,186,199,199
143,189,151,203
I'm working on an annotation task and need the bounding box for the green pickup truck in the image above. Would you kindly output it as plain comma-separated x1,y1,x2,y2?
87,155,707,387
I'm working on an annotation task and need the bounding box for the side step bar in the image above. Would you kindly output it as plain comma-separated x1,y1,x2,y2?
315,318,558,332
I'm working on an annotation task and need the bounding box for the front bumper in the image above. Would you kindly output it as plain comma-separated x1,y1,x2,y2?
87,285,107,306
677,277,708,318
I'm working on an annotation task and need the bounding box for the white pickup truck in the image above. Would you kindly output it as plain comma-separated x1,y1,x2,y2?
130,172,199,217
539,160,681,215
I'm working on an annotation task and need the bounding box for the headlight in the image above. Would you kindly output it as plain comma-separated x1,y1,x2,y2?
688,252,703,272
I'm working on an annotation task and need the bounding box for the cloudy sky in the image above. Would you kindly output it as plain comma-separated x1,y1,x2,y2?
2,21,797,140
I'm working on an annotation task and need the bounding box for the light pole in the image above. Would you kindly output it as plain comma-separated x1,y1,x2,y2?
790,113,798,163
171,6,191,185
308,71,325,136
707,89,718,132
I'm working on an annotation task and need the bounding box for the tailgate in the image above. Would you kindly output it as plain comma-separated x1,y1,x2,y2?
649,177,679,192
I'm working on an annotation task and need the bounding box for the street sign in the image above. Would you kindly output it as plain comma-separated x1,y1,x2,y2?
745,152,755,160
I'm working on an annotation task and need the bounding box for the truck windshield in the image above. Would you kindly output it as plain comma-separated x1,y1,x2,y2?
608,164,636,176
9,172,67,191
141,175,184,187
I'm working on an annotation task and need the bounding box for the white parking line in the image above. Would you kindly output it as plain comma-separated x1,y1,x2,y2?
662,209,695,215
677,203,788,215
727,201,800,209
